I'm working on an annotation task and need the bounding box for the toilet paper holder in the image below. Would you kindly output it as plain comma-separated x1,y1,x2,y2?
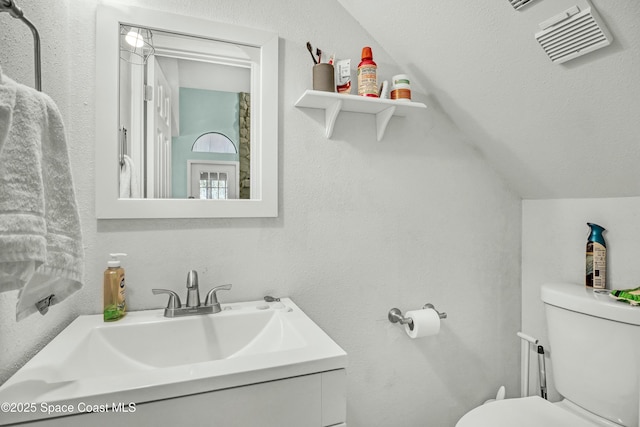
388,304,447,328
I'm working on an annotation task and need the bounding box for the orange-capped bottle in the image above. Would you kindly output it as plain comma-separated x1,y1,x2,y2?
357,47,378,97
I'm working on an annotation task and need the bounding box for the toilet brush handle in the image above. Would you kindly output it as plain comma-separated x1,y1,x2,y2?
537,345,547,400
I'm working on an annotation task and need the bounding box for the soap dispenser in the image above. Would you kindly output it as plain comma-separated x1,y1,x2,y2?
104,253,127,321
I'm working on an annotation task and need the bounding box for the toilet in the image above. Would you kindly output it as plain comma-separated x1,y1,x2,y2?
457,282,640,427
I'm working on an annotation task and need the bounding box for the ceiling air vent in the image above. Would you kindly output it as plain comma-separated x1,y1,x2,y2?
508,0,538,11
535,5,613,64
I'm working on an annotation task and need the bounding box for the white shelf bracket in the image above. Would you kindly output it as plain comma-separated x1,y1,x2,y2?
294,90,426,141
376,106,396,141
325,99,343,139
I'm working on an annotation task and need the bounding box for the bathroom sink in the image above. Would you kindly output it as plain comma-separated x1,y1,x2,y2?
61,307,305,375
0,298,347,425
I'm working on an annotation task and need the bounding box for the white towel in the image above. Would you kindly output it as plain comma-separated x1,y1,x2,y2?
0,69,84,321
119,154,139,198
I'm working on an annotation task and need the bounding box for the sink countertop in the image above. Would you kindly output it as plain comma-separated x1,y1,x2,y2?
0,298,347,425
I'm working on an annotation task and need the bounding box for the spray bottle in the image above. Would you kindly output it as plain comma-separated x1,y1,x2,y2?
104,253,127,321
586,223,606,289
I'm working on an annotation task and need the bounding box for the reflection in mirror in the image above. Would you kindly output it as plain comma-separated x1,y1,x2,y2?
95,4,278,218
119,26,255,201
192,132,237,154
120,26,154,65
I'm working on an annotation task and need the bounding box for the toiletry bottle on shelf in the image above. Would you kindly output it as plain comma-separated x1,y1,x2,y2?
357,46,378,97
586,223,606,289
104,253,127,321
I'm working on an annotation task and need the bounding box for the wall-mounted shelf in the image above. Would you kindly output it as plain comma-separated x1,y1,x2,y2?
294,90,427,141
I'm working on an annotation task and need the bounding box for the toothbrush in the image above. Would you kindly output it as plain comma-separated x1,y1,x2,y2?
306,42,318,65
316,48,322,64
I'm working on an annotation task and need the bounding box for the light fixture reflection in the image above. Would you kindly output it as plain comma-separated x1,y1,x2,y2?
120,25,155,65
125,30,144,48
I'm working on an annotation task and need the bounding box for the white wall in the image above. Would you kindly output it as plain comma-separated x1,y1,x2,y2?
0,1,522,425
337,0,640,200
522,197,640,400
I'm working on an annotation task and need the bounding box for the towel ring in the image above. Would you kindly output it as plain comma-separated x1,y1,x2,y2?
0,0,41,91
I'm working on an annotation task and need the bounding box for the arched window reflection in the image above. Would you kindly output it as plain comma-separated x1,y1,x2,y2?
191,132,237,154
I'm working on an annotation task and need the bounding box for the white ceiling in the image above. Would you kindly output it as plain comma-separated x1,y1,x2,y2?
337,0,640,199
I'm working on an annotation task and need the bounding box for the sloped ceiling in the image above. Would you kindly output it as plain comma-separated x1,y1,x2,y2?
337,0,640,199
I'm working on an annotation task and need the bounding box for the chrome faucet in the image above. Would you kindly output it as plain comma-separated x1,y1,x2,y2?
185,270,201,308
152,270,232,318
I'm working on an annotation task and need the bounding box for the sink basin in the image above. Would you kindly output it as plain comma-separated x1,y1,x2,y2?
0,298,347,425
60,307,305,377
42,305,308,383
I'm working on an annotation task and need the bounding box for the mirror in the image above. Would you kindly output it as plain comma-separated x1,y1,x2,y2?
96,4,278,218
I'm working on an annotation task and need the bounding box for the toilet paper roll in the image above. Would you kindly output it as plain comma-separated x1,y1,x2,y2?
404,308,440,339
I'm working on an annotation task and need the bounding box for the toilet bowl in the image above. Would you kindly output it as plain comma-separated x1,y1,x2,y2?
456,282,640,427
456,396,620,427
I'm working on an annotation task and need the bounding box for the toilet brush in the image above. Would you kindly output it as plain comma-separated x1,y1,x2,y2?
537,345,547,399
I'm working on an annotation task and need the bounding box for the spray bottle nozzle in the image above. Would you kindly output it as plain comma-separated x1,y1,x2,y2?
587,223,606,247
108,253,127,268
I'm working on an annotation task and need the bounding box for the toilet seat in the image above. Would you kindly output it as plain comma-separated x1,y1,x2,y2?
456,396,602,427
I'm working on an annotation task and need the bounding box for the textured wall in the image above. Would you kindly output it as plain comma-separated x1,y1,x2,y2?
0,1,521,425
337,0,640,199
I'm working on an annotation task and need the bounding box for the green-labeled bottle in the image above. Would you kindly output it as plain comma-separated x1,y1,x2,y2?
104,253,127,321
586,223,606,289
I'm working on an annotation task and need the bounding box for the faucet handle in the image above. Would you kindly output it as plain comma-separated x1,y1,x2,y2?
152,288,182,309
204,284,232,311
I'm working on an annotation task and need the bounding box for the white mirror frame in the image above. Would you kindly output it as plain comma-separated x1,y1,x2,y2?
95,4,278,218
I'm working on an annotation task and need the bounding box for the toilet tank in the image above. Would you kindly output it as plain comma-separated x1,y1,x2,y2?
541,283,640,427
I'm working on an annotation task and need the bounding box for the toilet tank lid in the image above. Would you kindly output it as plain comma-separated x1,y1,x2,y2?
541,283,640,326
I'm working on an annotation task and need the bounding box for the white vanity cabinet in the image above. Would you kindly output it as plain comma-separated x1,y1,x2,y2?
18,370,346,427
1,300,347,427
